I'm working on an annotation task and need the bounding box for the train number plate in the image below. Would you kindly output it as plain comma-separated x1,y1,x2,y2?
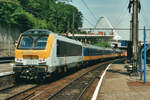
24,59,38,65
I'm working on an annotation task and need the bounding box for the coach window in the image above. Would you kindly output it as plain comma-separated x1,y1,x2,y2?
57,40,61,57
57,40,82,57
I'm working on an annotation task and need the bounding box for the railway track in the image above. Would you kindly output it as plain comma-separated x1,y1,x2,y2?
2,58,122,100
0,73,15,91
48,58,124,100
5,84,39,100
0,73,38,100
47,63,108,100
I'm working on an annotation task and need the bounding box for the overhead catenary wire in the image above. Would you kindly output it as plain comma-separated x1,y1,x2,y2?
83,16,95,28
139,12,147,27
67,0,95,28
140,10,149,27
139,1,150,27
138,0,150,40
114,0,129,27
80,0,99,22
82,27,150,31
139,10,150,41
71,0,99,27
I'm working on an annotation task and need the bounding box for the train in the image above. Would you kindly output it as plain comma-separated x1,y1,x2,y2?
13,29,121,80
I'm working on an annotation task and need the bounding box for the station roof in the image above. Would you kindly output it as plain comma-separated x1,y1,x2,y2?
65,34,114,40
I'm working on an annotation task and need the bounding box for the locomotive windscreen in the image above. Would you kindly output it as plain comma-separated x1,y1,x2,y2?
18,35,48,50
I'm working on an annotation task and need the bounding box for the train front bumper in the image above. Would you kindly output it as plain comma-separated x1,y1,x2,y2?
13,66,47,72
13,66,49,79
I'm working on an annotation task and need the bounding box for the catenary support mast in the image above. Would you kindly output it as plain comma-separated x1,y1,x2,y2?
128,0,141,73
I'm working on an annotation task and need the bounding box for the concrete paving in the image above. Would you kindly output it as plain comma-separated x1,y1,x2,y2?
97,64,150,100
0,63,13,73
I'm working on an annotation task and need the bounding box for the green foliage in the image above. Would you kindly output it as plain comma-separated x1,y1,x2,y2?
13,11,48,31
78,30,87,34
0,0,83,33
94,41,110,48
0,1,17,25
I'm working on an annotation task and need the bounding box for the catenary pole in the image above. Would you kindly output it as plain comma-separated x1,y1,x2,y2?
128,0,141,73
132,0,139,73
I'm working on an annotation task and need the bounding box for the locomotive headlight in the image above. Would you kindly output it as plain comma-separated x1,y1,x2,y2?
15,58,23,62
15,58,23,65
39,58,47,63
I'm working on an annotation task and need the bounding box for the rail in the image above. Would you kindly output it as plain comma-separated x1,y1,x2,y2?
47,63,109,100
3,59,122,100
5,85,39,100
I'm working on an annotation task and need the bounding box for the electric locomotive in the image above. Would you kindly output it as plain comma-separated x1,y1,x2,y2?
13,29,83,80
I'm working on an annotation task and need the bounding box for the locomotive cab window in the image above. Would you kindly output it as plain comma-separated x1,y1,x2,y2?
18,35,48,50
34,36,48,49
18,36,33,49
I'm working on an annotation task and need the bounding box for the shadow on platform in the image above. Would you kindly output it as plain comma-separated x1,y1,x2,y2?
112,58,126,64
107,69,129,76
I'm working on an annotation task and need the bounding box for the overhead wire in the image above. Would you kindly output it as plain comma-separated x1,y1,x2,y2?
139,12,147,27
68,0,96,28
114,0,129,27
139,3,150,40
140,7,149,27
69,0,131,30
80,0,99,22
83,16,95,27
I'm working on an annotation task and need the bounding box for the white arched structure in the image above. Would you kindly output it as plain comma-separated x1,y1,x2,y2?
94,16,121,40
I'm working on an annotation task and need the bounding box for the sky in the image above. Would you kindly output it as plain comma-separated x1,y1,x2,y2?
68,0,150,41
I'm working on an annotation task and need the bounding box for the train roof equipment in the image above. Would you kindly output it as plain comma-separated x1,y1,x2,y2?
22,29,51,36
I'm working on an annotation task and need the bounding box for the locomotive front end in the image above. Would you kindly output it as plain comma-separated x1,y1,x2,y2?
14,29,54,80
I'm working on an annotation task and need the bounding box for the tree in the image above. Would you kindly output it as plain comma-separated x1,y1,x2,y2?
0,0,83,33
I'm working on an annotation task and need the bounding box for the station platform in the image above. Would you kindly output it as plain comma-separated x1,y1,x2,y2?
96,63,150,100
0,63,13,73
